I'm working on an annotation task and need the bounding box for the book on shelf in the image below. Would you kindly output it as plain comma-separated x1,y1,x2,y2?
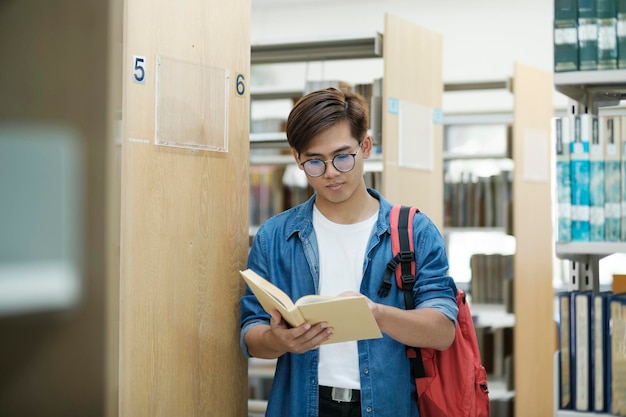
239,268,383,345
615,274,626,292
557,291,573,409
489,396,514,417
554,0,579,72
467,173,477,227
578,0,599,70
480,175,494,227
495,170,512,233
621,116,626,241
570,113,593,241
592,291,612,412
555,116,572,242
249,165,284,228
573,291,593,411
590,115,605,241
603,115,622,241
469,253,513,305
443,170,512,229
618,0,626,68
598,0,619,70
609,292,626,416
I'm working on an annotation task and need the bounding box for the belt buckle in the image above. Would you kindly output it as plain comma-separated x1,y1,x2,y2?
331,387,353,403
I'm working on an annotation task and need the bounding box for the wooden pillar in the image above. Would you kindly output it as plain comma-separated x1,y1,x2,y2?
0,1,112,416
119,1,251,416
511,62,555,417
382,14,444,229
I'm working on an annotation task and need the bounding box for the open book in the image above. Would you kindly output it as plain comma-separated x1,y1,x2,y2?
240,269,382,345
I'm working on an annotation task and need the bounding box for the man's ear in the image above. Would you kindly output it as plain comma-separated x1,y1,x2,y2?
292,148,303,170
361,135,373,159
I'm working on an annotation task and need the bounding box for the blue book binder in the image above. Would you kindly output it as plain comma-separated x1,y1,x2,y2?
609,293,626,415
555,116,572,242
570,114,592,241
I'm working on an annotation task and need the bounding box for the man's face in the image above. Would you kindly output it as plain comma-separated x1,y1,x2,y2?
293,121,370,208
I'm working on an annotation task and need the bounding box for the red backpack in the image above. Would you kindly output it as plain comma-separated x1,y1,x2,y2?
378,205,490,417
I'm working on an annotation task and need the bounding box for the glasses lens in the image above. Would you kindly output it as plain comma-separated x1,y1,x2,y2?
333,154,355,172
303,159,325,177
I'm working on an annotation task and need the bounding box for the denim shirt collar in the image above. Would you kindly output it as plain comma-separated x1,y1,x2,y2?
285,187,393,244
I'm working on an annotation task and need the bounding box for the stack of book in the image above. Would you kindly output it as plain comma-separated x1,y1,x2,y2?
553,113,626,242
557,290,626,415
554,0,626,72
443,171,512,231
469,253,514,310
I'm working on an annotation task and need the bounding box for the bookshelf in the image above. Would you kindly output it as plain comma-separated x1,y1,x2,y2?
442,105,514,299
552,68,626,417
441,65,555,417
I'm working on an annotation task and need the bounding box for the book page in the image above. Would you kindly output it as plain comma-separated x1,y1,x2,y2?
294,294,336,305
240,269,305,327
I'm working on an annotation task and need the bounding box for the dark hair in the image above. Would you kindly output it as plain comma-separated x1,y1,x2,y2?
285,88,369,153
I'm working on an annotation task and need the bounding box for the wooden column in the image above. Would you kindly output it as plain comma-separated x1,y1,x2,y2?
511,62,555,417
382,14,444,229
0,2,112,415
119,1,251,416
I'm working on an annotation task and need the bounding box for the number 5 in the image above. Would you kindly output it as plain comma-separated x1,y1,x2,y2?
133,55,146,84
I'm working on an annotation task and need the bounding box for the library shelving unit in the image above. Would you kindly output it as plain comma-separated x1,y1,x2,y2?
440,64,555,417
552,69,626,417
441,82,516,412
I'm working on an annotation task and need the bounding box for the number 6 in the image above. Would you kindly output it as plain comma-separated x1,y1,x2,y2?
236,73,246,96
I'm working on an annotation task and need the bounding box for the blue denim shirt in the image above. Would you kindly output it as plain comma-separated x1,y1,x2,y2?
240,189,458,417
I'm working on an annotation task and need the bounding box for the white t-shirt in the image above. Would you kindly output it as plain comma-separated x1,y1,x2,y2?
313,205,378,389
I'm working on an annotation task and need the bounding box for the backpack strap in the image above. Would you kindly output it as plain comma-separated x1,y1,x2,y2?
395,206,418,309
379,205,426,380
378,205,417,299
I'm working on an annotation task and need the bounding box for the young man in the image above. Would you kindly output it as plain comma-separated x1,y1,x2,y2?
240,88,458,417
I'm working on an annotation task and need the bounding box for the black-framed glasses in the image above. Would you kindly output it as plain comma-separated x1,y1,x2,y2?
299,145,361,177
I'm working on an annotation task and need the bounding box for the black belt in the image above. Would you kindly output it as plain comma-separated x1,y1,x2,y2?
319,385,361,403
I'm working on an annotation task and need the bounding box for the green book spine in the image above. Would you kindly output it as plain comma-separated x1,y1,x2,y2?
579,0,599,70
555,0,580,72
598,0,618,69
556,116,573,242
618,0,626,68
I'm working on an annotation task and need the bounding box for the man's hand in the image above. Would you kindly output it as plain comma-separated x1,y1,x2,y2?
245,310,333,358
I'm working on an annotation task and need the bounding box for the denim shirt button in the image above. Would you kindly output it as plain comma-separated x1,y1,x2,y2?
363,368,369,374
366,406,373,413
